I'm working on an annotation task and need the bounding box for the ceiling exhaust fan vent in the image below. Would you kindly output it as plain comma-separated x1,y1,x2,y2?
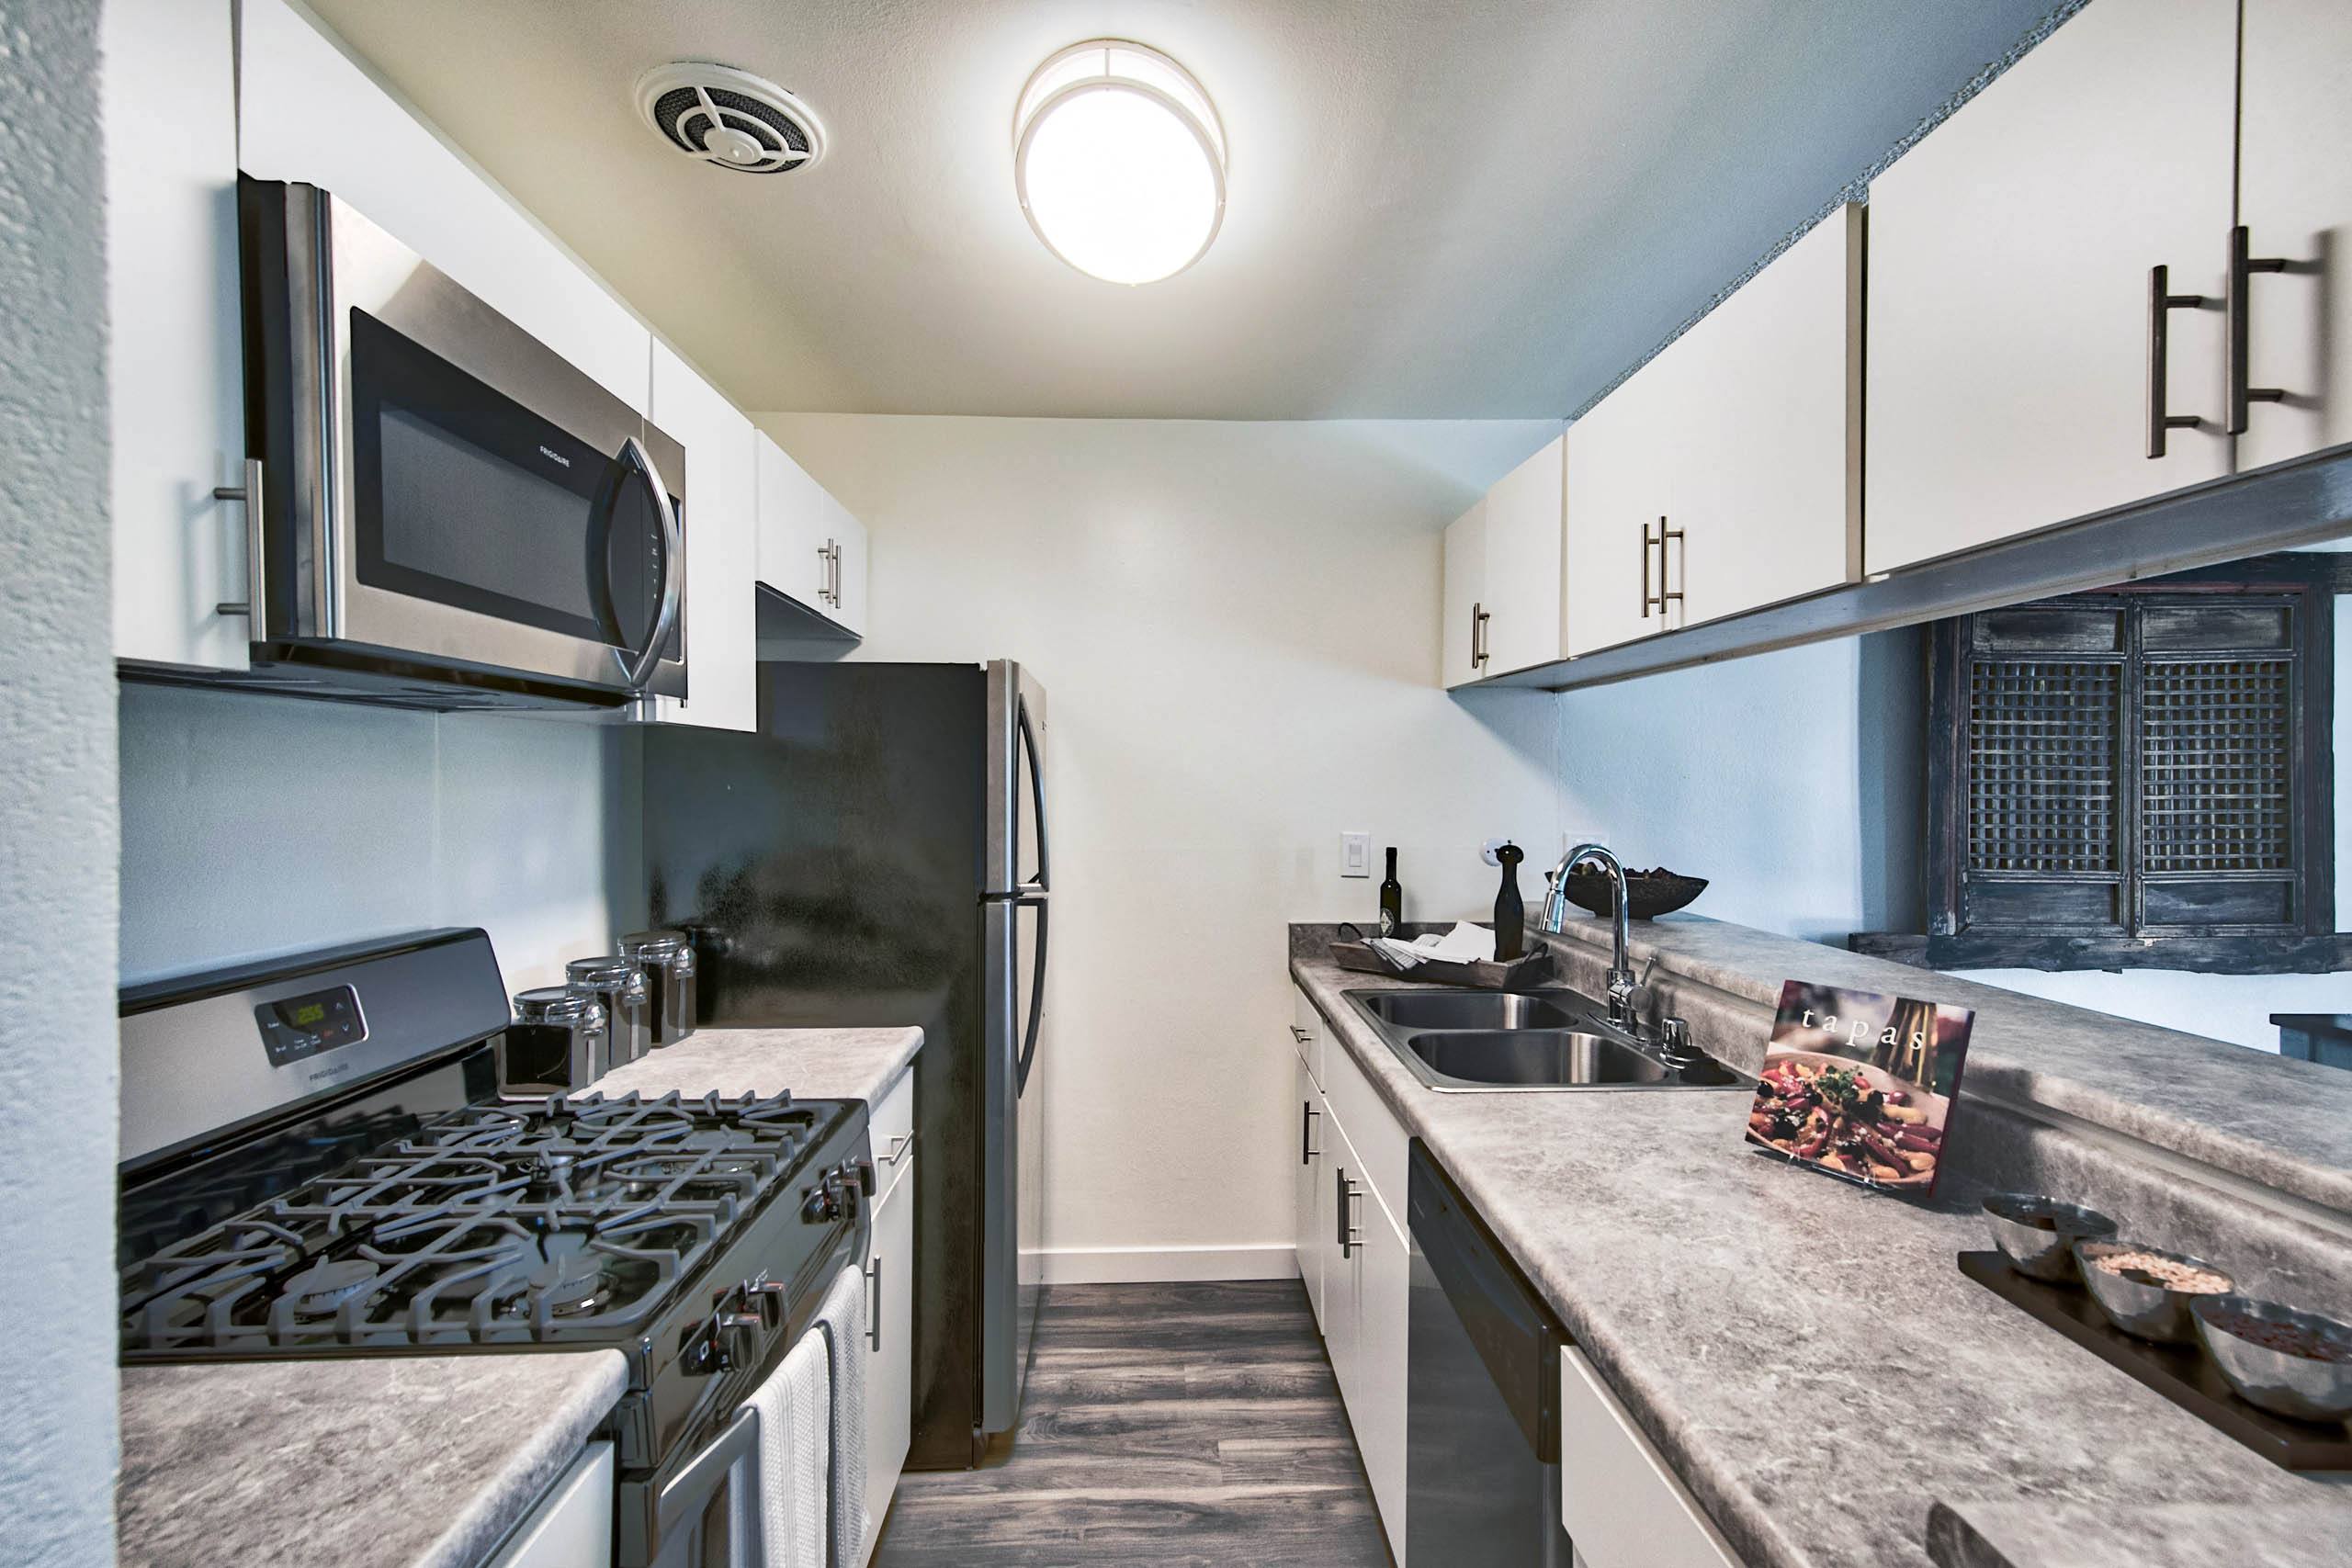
635,62,826,175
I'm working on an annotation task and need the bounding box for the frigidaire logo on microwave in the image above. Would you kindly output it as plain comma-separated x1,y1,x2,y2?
538,445,572,468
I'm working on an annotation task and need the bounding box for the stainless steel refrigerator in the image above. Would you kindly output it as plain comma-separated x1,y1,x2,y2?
632,659,1047,1469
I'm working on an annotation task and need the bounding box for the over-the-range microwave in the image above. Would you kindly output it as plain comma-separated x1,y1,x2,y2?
156,176,690,712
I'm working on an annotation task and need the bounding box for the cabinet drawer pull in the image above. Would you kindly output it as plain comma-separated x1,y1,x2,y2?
2225,225,2290,435
865,1256,883,1352
1301,1100,1320,1166
2146,264,2213,457
1470,601,1490,670
880,1132,915,1168
1643,516,1684,622
213,457,266,618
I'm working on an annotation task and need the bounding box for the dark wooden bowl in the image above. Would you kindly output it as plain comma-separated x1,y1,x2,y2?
1564,870,1706,920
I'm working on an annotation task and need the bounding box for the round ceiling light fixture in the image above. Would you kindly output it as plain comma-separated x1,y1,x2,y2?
1013,40,1226,286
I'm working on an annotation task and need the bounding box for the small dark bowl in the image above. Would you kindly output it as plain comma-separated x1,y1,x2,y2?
1565,870,1707,920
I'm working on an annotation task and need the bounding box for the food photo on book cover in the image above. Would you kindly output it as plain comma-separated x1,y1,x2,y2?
1746,980,1975,1200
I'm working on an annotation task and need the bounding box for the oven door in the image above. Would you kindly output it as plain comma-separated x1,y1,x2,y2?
242,177,687,705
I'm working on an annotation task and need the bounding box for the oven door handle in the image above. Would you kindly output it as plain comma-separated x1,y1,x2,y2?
655,1402,763,1564
611,434,684,694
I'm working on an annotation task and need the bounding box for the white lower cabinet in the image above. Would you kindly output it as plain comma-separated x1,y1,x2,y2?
1294,1052,1326,1331
860,1070,917,1564
1288,992,1408,1564
483,1441,613,1568
1559,1348,1742,1568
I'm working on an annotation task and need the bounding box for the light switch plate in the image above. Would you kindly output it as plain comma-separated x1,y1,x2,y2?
1340,832,1371,878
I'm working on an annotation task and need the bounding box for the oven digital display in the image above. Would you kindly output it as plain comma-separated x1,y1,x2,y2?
256,985,367,1066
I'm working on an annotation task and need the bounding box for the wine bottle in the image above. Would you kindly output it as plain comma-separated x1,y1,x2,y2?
1378,847,1403,937
1493,841,1525,961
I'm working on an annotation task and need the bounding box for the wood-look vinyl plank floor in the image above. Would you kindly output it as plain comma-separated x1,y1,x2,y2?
872,1280,1395,1568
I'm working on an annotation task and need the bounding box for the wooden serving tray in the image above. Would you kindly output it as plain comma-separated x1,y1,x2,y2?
1328,940,1553,990
1957,1251,2352,1471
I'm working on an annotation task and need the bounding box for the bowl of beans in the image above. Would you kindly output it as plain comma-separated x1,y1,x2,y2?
2072,1240,2234,1343
2190,1295,2352,1423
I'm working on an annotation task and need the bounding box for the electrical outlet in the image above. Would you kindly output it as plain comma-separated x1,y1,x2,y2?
1340,832,1372,878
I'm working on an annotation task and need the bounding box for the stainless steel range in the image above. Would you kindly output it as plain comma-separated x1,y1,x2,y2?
116,928,871,1567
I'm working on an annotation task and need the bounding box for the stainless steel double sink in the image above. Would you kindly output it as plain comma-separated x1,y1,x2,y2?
1343,987,1747,1093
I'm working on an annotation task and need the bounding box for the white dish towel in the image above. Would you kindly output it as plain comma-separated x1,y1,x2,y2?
744,1321,831,1568
814,1262,870,1566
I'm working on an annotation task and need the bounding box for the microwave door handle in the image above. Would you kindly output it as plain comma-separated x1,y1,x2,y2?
611,434,683,693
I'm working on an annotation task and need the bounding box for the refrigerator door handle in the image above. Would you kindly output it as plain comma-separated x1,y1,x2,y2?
1017,694,1049,894
1016,896,1047,1095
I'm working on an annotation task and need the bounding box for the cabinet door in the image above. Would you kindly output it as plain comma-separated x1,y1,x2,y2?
239,0,650,414
107,0,249,671
1564,345,1683,656
755,433,830,607
485,1443,615,1568
1321,1117,1364,1401
1294,1056,1325,1332
1356,1196,1410,1563
1559,1350,1740,1568
861,1165,915,1563
1673,207,1861,627
1864,0,2237,574
648,344,756,732
2236,0,2352,470
1440,500,1488,688
1480,431,1568,674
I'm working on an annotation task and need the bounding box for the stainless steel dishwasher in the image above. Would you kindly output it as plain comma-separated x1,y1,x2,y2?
1407,1140,1576,1567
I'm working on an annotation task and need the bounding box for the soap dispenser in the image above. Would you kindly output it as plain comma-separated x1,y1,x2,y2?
1493,841,1525,961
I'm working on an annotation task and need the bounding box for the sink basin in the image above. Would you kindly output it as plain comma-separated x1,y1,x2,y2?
1402,1030,1744,1089
1342,987,1747,1093
1354,989,1585,1032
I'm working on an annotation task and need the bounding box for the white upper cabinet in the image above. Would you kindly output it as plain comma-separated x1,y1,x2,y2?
1670,206,1861,627
648,344,756,732
1864,0,2239,574
1440,500,1488,688
238,0,651,416
107,0,249,671
755,434,867,639
1564,338,1687,657
2235,0,2352,471
1479,431,1568,674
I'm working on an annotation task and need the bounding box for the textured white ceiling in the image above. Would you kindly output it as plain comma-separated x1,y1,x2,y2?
307,0,2057,419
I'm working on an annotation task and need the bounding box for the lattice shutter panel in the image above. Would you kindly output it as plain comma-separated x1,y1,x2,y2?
2139,659,2293,874
1965,661,2120,875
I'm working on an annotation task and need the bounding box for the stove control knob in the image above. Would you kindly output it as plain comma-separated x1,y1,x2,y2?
845,1158,876,1199
715,1311,763,1372
801,1176,844,1223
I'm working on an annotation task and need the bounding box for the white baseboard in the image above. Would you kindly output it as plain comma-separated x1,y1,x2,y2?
1035,1244,1300,1285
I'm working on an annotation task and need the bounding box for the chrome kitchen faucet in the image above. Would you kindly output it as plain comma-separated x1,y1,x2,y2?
1538,842,1642,1036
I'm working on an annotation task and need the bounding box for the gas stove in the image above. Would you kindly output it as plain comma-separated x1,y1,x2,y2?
116,929,873,1567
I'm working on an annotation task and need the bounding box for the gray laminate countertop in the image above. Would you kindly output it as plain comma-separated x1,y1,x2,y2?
1287,946,2346,1568
593,1024,922,1104
119,1350,627,1568
1538,912,2352,1215
1925,1497,2352,1568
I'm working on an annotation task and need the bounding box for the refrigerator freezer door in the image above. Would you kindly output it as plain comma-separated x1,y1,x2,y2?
985,660,1048,897
981,891,1047,1438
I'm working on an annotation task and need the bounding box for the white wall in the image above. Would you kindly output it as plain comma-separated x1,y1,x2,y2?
1,0,118,1559
760,414,1562,1274
119,684,628,994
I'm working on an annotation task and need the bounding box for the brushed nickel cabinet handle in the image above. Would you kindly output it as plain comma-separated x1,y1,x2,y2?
2146,264,2212,457
213,457,266,618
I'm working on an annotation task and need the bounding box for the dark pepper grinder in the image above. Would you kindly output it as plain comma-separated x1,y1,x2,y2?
1493,841,1525,961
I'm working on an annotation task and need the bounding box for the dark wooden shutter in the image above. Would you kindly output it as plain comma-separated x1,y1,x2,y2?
1926,556,2336,973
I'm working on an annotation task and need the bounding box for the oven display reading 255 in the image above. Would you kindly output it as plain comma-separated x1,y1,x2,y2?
256,984,367,1066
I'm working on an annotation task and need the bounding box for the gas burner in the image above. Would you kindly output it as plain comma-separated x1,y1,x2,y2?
530,1255,613,1317
285,1258,379,1315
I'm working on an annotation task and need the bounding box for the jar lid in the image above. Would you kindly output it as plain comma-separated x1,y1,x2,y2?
565,955,639,987
514,986,606,1026
618,930,688,960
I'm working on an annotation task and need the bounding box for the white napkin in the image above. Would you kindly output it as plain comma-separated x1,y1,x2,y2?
1369,920,1496,970
744,1323,830,1568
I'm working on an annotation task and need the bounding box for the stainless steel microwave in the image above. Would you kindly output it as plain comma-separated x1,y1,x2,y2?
223,176,687,711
